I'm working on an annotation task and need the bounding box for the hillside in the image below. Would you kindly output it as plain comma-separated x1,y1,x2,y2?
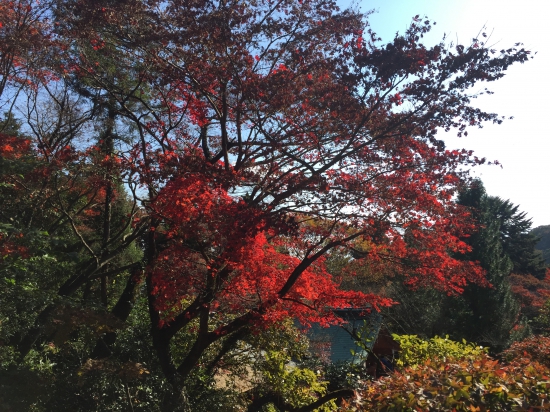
532,225,550,265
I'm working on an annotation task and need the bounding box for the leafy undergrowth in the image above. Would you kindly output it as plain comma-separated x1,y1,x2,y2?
503,335,550,368
351,336,550,411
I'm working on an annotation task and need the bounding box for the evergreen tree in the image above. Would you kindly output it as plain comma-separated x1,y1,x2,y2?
441,180,549,350
446,181,520,351
0,0,533,408
385,180,538,352
490,197,546,278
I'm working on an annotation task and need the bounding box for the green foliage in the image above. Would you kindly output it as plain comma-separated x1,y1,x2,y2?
238,321,337,412
262,350,335,412
0,111,23,136
488,197,546,279
324,361,370,391
449,182,521,351
0,297,171,412
393,334,487,367
0,230,74,349
382,282,447,338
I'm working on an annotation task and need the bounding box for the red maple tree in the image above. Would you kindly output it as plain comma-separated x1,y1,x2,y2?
510,270,550,320
1,0,532,404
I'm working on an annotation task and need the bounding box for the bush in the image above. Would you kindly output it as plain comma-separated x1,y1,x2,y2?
356,336,550,411
358,354,550,411
502,335,550,368
393,334,487,367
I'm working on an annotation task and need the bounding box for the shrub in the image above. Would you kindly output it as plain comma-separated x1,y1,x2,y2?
502,335,550,368
355,335,550,411
393,334,487,367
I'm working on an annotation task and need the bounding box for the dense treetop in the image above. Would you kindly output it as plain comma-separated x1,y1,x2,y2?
0,0,533,409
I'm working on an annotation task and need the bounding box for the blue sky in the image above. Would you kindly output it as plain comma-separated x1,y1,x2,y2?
349,0,550,228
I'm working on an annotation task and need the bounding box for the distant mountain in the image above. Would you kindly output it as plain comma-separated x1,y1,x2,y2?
531,225,550,265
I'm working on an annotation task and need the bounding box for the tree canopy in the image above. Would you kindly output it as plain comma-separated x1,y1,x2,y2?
0,0,533,409
383,180,545,352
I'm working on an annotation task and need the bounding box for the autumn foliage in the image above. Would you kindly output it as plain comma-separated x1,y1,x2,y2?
0,0,534,409
510,270,550,317
358,345,550,411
